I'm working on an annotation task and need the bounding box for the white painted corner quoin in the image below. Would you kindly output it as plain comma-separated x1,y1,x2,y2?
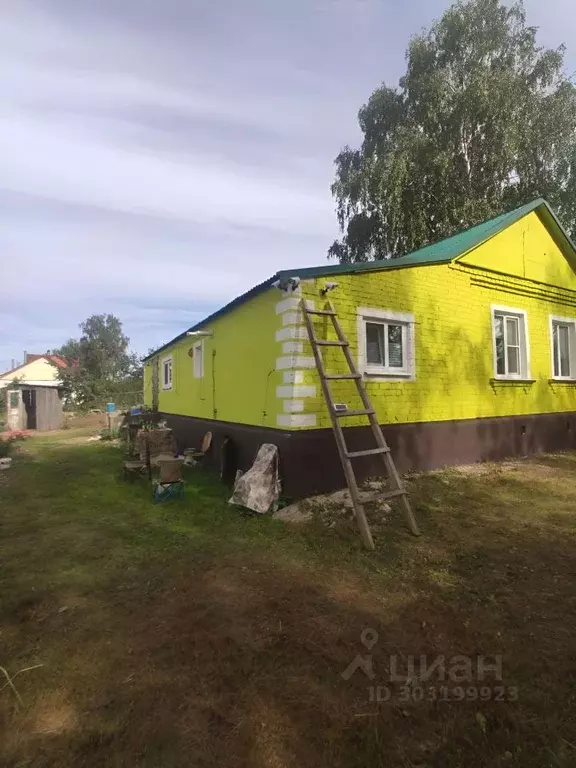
275,326,308,342
282,371,304,385
276,385,316,399
282,311,303,326
281,341,305,354
275,355,316,370
277,414,317,428
283,399,305,413
275,294,317,428
275,297,315,315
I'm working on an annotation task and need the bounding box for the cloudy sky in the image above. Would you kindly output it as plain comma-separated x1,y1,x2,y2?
1,0,573,370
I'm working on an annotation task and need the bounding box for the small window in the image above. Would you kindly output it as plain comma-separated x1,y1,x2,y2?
161,355,173,390
491,306,529,379
9,390,19,409
550,316,576,379
358,308,415,378
193,341,204,379
366,322,406,369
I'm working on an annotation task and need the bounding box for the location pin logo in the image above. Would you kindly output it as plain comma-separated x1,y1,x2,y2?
361,628,379,650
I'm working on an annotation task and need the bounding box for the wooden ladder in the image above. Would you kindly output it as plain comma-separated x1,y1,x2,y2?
301,298,420,550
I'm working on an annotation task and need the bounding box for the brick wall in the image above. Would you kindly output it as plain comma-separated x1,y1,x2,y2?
293,262,576,430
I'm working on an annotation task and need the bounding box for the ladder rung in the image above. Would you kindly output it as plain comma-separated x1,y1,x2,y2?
380,489,408,501
300,296,419,545
346,447,390,458
307,309,336,316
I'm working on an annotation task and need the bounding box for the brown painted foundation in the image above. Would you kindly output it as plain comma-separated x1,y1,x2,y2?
161,411,576,500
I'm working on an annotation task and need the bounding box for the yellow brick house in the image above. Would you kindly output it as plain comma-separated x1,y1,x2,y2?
144,199,576,497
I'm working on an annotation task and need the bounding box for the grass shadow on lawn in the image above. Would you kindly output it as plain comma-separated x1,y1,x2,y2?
1,442,576,766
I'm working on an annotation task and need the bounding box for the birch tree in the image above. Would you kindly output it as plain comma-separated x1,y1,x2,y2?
330,0,576,263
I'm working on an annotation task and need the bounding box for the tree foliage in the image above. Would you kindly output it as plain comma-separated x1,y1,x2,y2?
57,314,137,380
54,314,143,409
330,0,576,263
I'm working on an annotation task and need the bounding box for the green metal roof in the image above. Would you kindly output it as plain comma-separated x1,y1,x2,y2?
144,198,576,361
275,198,575,281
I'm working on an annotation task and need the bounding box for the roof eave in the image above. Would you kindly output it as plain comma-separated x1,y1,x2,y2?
143,275,277,362
535,200,576,267
143,198,576,363
276,257,452,282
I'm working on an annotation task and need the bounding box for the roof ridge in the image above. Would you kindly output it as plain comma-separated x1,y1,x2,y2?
400,198,545,261
1,353,68,378
276,198,548,280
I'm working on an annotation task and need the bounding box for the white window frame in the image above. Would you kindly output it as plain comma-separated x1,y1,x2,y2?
549,315,576,380
357,307,415,380
8,389,20,410
193,340,204,379
161,355,173,390
491,305,530,380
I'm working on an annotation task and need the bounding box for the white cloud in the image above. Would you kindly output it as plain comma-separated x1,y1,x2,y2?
1,0,574,370
0,108,333,233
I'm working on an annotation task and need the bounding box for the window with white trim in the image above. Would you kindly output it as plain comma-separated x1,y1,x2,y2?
550,316,576,379
491,306,529,379
357,308,415,378
161,355,173,390
193,341,204,379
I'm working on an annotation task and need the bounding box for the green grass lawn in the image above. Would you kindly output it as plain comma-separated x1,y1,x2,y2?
1,433,576,767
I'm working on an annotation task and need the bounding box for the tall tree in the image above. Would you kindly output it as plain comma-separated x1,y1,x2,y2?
54,314,142,409
330,0,576,263
56,314,134,380
55,338,82,366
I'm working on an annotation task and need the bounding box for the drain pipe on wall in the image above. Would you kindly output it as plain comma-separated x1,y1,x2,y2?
211,349,217,420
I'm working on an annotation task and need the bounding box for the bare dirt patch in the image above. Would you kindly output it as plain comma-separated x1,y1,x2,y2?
63,412,108,430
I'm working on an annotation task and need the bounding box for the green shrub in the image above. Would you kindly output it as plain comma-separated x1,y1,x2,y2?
0,441,12,458
0,430,28,457
100,427,120,441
